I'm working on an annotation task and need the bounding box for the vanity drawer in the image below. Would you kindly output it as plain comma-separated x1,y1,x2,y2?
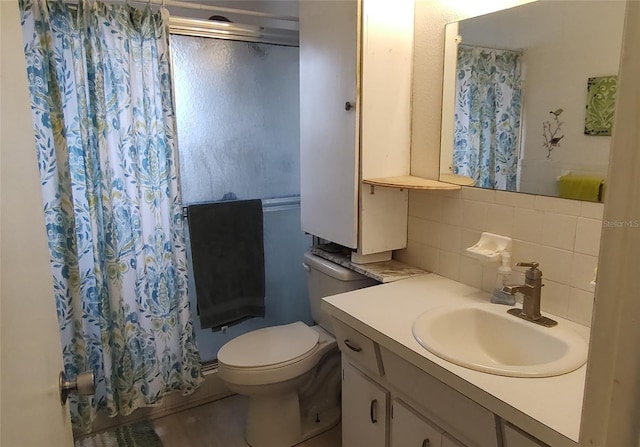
332,318,384,376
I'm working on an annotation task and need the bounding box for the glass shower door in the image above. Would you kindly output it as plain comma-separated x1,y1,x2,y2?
170,34,310,361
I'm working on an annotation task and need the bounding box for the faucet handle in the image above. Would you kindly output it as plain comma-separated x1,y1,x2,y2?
516,261,542,279
516,261,539,269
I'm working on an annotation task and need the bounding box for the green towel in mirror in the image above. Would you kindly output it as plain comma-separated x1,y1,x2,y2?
558,175,604,202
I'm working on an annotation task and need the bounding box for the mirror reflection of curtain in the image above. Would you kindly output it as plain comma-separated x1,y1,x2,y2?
453,45,522,191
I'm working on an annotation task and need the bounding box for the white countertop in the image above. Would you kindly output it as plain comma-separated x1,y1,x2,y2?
322,273,589,447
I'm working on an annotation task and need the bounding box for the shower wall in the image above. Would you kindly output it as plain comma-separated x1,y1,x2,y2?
171,35,311,361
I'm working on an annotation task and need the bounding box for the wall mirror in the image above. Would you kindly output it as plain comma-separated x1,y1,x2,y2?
439,1,626,202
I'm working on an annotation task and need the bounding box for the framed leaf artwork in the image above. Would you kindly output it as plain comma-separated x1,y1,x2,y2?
584,76,617,136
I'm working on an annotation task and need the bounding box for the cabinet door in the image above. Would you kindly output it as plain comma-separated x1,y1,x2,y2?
299,0,359,248
502,423,549,447
342,361,389,447
358,0,413,255
380,347,499,447
391,399,443,447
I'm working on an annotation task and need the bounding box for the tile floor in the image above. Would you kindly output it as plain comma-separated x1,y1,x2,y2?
152,394,342,447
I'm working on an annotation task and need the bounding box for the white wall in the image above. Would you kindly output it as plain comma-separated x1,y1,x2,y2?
518,2,622,195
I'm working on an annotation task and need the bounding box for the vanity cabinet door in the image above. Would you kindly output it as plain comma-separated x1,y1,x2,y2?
442,433,467,447
342,360,389,447
502,423,549,447
391,399,443,447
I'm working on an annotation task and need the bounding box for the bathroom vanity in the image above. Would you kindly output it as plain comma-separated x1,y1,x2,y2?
322,273,589,447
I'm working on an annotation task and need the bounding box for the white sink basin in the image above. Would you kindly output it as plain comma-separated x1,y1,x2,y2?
412,303,588,377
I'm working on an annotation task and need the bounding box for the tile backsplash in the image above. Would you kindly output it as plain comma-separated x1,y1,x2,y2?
396,187,603,327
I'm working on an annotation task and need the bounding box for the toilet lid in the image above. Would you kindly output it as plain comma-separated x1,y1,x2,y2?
217,322,320,368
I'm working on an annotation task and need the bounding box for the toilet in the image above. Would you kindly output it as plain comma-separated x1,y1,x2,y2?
217,252,378,447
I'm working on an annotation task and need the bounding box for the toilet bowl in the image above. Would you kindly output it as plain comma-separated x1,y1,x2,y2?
218,322,340,447
216,252,378,447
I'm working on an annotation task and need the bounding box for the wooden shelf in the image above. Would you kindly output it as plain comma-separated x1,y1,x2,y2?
362,175,462,192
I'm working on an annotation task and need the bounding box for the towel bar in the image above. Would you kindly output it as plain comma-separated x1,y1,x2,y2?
183,195,301,219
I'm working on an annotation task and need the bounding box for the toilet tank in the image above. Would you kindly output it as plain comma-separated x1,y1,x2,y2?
303,252,379,334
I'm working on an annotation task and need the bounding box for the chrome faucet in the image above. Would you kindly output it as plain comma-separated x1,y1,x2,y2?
502,262,557,328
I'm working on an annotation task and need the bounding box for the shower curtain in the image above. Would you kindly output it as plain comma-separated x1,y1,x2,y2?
19,0,201,430
453,45,522,191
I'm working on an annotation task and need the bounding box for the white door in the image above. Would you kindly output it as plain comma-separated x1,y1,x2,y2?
0,1,74,446
342,361,389,447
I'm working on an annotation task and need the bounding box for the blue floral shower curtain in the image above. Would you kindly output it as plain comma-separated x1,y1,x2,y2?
19,0,201,429
453,45,522,191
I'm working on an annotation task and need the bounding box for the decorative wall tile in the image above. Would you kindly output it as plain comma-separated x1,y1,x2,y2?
495,190,535,208
408,216,440,248
405,190,603,327
511,240,542,264
485,204,515,236
539,246,574,284
568,288,595,327
441,188,463,199
438,251,461,281
439,197,464,225
407,216,426,244
541,280,572,317
461,186,496,203
580,201,605,220
461,200,488,231
513,208,544,243
438,225,462,253
542,213,578,251
396,241,427,270
534,195,582,216
459,256,483,289
571,253,598,292
409,190,441,220
575,217,603,256
423,246,440,273
460,228,482,253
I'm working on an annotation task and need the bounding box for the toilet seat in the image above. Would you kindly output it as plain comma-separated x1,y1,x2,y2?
217,322,335,386
218,321,320,368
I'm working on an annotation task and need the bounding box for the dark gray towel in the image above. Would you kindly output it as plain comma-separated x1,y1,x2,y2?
187,200,265,330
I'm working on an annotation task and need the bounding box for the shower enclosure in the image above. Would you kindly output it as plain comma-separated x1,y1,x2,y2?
170,25,310,362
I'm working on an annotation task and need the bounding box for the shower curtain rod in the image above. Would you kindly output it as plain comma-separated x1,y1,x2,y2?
458,41,523,55
64,0,299,23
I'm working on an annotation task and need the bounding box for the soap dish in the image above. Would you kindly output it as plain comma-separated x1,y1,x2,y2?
466,232,512,262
